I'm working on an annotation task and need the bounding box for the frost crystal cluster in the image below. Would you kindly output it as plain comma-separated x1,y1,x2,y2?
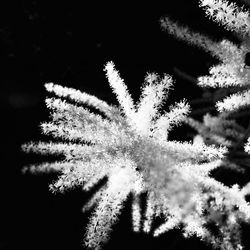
22,0,250,249
161,0,250,157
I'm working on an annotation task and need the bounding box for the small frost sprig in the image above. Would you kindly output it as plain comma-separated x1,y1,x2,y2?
245,137,250,153
199,0,250,36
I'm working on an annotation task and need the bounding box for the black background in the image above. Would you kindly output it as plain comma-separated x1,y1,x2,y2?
1,1,249,249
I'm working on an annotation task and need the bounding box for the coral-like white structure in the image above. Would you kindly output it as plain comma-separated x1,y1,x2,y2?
161,0,250,157
198,0,250,157
21,0,250,249
160,2,250,248
23,61,250,250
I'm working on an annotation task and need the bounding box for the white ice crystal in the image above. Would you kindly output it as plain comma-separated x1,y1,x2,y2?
245,137,250,153
198,0,250,156
158,1,250,248
161,0,250,167
199,0,250,36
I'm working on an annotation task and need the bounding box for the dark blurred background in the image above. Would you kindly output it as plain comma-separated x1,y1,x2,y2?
1,1,248,249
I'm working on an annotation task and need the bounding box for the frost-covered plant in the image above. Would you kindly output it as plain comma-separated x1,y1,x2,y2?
197,0,250,113
21,1,250,249
161,0,250,137
22,61,250,250
159,2,250,248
